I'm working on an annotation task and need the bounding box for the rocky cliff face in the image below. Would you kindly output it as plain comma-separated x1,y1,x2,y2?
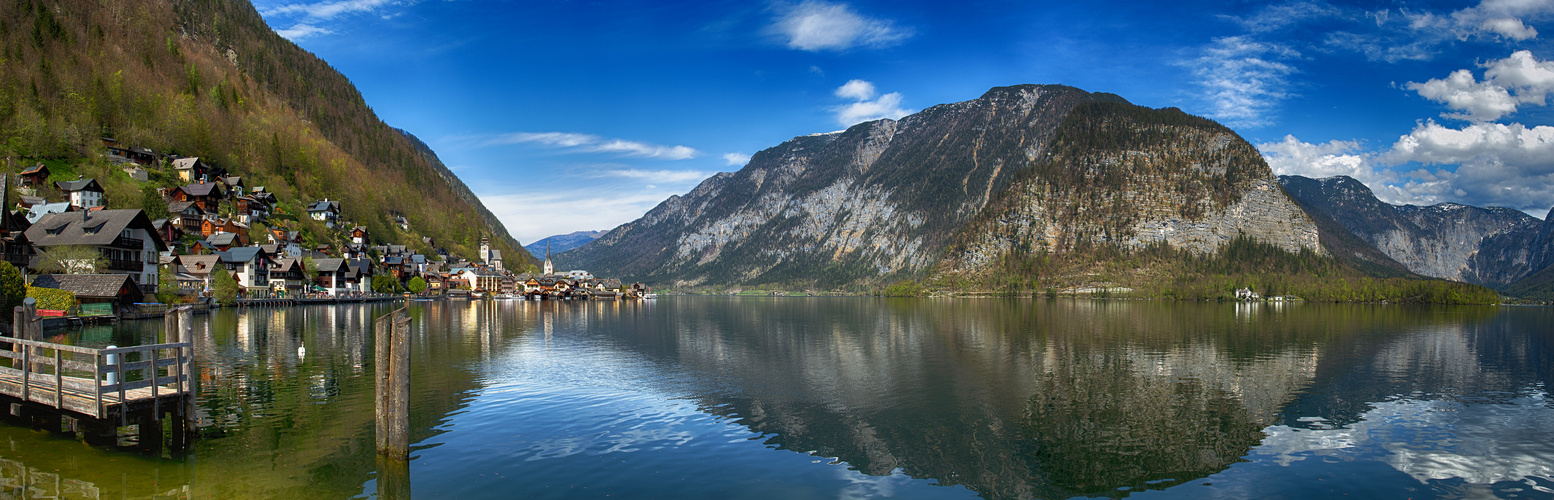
939,103,1322,277
1279,175,1543,287
565,85,1121,287
563,85,1324,288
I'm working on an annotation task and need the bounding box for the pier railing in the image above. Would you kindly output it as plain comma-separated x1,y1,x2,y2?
0,338,192,420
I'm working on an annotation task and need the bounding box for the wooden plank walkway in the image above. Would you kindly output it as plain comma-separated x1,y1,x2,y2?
0,338,191,421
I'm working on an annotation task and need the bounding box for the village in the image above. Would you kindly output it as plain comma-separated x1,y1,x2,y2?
0,139,650,321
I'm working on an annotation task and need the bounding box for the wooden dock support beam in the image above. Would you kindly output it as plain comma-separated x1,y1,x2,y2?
375,307,410,460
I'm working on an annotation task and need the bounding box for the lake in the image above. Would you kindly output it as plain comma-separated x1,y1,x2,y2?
7,297,1554,499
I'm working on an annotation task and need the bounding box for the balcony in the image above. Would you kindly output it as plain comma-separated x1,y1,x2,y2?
106,259,144,271
110,236,145,249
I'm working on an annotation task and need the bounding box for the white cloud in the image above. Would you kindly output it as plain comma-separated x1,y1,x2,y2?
481,189,685,246
1260,135,1383,182
489,132,700,160
257,0,399,40
592,140,699,160
1407,69,1519,122
479,168,716,243
722,152,752,166
831,80,911,127
1186,36,1299,128
1381,120,1554,210
1407,51,1554,122
274,24,332,40
260,0,394,20
1386,120,1554,173
834,79,876,100
770,1,911,51
595,169,715,184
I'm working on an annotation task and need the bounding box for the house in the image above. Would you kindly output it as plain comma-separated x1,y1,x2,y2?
460,267,505,292
205,231,242,251
267,257,306,292
106,146,160,165
16,196,45,210
55,178,105,209
168,201,205,237
308,199,341,228
167,180,226,213
216,246,272,290
188,239,219,255
171,157,213,183
24,209,166,292
29,274,144,314
232,195,269,224
1235,288,1261,301
152,219,182,248
312,258,351,296
221,176,245,195
347,258,374,293
200,218,248,244
18,164,49,188
171,255,220,290
0,181,33,270
351,226,369,244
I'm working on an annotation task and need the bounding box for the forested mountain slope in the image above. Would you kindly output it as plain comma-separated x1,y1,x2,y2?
0,0,532,264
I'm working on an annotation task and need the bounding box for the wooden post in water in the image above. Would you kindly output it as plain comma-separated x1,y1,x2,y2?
375,307,411,460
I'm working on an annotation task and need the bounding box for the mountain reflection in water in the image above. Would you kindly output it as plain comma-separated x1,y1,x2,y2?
4,298,1550,499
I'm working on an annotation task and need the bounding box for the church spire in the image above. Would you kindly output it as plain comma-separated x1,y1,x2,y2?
543,241,554,275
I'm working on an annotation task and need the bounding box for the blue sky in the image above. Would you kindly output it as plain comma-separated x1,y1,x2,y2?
252,0,1554,244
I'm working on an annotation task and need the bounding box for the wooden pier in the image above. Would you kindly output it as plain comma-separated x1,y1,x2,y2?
0,302,198,452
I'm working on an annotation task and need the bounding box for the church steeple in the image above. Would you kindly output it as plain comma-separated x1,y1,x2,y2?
542,241,554,275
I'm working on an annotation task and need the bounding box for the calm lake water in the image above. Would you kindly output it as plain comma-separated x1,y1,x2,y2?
7,297,1554,499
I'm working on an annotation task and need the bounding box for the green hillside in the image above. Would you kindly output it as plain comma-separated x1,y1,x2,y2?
0,0,533,264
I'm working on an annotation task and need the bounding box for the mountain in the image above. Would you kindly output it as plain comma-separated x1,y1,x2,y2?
562,85,1324,290
526,231,604,257
1278,175,1547,289
936,101,1322,279
0,0,533,265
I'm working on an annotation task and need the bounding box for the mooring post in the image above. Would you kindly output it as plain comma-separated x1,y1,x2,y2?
179,305,196,448
375,307,410,459
20,298,39,373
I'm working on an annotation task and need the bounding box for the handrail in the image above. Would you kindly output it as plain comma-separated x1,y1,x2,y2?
0,339,192,419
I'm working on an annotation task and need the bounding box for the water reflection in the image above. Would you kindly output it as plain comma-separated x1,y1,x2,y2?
2,299,1549,499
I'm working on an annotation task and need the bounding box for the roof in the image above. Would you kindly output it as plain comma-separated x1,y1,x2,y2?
171,157,203,170
178,182,222,198
218,246,268,264
314,258,349,272
20,164,47,175
30,274,143,300
25,209,166,251
206,232,240,246
55,179,104,193
168,201,200,215
25,203,72,224
307,200,341,213
176,255,220,274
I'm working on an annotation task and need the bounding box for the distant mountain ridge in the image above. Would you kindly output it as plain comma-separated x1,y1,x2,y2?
1279,174,1554,297
526,231,604,257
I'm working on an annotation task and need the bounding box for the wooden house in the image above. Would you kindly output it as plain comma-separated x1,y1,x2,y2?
24,209,166,293
168,180,226,212
29,274,145,314
18,164,49,188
